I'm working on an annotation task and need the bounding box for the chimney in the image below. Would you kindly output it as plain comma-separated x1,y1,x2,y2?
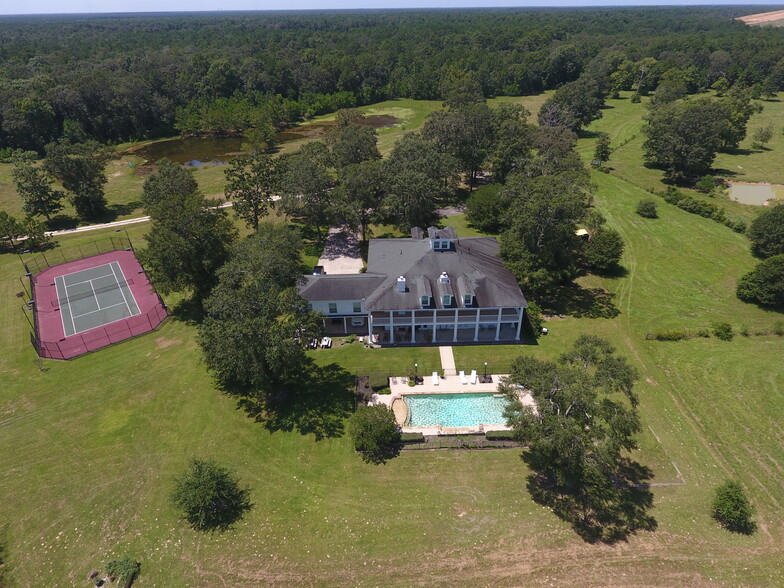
439,272,449,283
397,276,406,292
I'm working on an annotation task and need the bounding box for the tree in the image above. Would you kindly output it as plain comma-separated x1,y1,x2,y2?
347,405,401,464
139,172,237,307
539,75,605,132
642,97,728,182
502,336,645,539
330,124,381,169
141,158,198,211
0,211,21,251
333,159,384,241
18,216,53,252
43,139,110,220
224,154,279,231
695,175,718,194
718,85,762,151
636,199,658,218
747,204,784,259
170,459,252,531
11,159,64,221
198,224,323,394
465,183,503,233
486,103,535,183
736,254,784,308
593,132,611,165
499,170,590,296
279,142,334,240
584,229,624,274
712,480,755,534
382,132,454,232
751,123,774,149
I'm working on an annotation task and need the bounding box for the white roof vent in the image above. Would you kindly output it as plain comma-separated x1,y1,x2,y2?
439,272,449,283
397,275,406,292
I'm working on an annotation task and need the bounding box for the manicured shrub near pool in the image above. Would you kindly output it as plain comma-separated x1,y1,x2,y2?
347,405,401,464
485,430,517,441
400,432,425,443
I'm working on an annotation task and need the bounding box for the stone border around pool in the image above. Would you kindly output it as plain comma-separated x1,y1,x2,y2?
369,373,536,436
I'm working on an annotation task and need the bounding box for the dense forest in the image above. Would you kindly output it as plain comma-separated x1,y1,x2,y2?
2,7,784,152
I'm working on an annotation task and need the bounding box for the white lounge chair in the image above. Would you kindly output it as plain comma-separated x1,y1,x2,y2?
432,371,439,386
459,370,468,385
470,369,477,384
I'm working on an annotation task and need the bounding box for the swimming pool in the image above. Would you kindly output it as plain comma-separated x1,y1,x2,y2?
405,393,507,427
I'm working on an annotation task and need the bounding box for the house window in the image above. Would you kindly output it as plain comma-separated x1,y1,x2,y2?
442,294,452,306
463,293,473,306
328,303,337,314
420,295,430,307
353,301,362,313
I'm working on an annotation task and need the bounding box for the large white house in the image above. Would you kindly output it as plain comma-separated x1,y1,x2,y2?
298,227,528,345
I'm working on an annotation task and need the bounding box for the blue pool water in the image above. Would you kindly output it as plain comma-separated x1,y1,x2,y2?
405,393,507,427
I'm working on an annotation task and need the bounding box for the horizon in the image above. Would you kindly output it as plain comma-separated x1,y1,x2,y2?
2,1,783,18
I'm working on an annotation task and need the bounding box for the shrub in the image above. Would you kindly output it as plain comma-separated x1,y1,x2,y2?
106,555,140,586
636,199,658,218
650,330,688,341
170,459,252,531
485,430,517,441
526,300,543,335
712,322,734,341
344,334,356,344
584,228,624,273
712,480,756,534
773,321,784,336
747,204,784,259
696,328,710,338
739,325,750,337
400,432,425,443
695,175,717,194
724,218,747,234
347,405,400,464
736,254,784,307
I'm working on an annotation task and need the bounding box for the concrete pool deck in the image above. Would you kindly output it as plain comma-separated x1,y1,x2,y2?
370,373,536,435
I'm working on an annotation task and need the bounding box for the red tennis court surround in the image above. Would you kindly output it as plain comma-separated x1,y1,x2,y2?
30,250,167,359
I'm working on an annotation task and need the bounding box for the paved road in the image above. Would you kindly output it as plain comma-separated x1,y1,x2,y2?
44,200,236,237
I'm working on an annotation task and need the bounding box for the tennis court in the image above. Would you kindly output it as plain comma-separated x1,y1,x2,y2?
54,262,141,337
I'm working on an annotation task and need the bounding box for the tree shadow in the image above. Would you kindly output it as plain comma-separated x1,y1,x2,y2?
101,200,143,222
525,458,657,544
592,265,629,279
169,297,205,325
541,283,620,319
578,129,600,139
233,361,354,441
47,214,79,231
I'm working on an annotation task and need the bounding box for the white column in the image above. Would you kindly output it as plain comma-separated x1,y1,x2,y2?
432,309,437,343
515,308,523,340
389,311,394,344
411,312,416,343
452,309,458,342
368,314,373,340
495,308,502,341
473,311,479,342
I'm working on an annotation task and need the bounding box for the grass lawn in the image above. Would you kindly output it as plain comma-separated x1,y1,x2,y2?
2,93,784,585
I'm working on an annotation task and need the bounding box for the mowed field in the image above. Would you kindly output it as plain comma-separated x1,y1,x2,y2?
2,136,784,585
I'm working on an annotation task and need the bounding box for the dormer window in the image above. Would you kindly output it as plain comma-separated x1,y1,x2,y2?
420,295,431,307
438,272,449,283
463,293,473,306
431,239,451,250
442,294,452,306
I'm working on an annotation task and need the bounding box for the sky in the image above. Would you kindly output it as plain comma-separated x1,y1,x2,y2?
1,0,782,17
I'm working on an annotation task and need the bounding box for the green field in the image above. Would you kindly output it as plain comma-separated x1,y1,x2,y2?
1,90,784,585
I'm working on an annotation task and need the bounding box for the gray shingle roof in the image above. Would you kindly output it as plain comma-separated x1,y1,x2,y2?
298,273,385,301
363,235,526,311
298,228,527,312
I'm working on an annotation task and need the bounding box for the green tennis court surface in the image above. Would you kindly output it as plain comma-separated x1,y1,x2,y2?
54,262,141,337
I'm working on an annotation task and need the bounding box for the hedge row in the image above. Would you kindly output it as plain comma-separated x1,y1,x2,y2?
659,187,746,233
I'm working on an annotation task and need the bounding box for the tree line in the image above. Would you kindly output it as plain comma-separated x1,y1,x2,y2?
3,7,784,152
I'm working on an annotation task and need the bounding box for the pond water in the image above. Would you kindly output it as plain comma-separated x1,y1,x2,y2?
130,114,399,165
728,183,777,206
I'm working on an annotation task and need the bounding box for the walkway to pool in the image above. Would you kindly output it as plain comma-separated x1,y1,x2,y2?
439,346,456,375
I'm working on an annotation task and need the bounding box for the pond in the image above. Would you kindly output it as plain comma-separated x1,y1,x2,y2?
727,182,778,206
129,114,399,165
